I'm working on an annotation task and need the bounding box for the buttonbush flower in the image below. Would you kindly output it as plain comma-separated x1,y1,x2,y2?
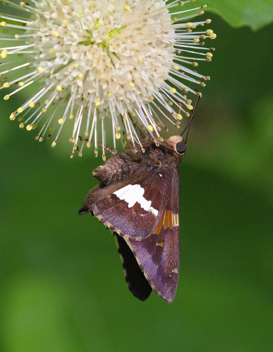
0,0,216,158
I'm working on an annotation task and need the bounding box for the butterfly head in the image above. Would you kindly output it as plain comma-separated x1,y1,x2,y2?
143,135,185,169
167,135,186,156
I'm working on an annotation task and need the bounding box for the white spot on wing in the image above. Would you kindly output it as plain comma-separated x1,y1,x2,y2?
114,184,158,216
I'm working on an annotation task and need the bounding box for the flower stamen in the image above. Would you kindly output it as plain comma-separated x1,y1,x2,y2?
2,0,215,157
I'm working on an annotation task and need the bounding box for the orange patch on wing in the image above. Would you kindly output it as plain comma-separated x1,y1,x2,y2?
164,210,172,229
153,210,179,235
153,215,164,235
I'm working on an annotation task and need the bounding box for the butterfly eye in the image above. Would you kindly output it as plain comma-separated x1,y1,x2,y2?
176,142,186,155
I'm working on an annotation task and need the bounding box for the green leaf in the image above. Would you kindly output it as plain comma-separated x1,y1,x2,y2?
205,0,273,30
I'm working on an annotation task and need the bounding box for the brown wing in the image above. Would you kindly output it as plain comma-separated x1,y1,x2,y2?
117,169,180,302
81,171,170,240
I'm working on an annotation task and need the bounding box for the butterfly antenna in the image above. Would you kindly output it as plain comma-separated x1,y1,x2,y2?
128,112,146,139
180,92,201,143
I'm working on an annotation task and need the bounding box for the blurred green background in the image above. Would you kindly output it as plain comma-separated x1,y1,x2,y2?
1,4,273,352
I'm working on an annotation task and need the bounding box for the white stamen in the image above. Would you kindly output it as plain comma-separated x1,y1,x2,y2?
2,0,215,157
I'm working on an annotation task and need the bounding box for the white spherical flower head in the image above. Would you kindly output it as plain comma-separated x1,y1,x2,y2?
1,0,216,158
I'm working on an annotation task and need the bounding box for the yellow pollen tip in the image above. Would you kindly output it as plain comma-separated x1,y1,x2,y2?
62,19,68,25
206,29,214,35
95,101,100,107
53,31,59,37
20,2,25,6
177,114,183,120
17,107,24,113
107,92,112,97
3,82,10,88
3,94,9,100
0,21,7,27
210,33,217,39
78,73,83,79
78,10,83,15
116,125,121,131
69,114,73,119
29,102,35,108
100,74,104,79
193,38,200,43
26,124,33,131
9,113,16,120
1,49,7,58
124,5,130,10
115,132,121,139
18,82,24,87
42,108,47,113
170,88,176,94
187,104,193,110
173,65,179,71
168,101,173,106
51,141,57,148
186,22,193,28
19,122,25,128
147,125,153,132
129,82,135,88
206,52,213,58
56,85,62,92
206,19,212,24
38,67,44,73
14,34,20,39
137,57,143,62
58,118,64,125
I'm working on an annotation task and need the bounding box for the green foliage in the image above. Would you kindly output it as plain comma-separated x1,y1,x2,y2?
205,0,273,30
172,0,273,30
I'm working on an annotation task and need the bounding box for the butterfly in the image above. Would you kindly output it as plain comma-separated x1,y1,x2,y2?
79,134,187,303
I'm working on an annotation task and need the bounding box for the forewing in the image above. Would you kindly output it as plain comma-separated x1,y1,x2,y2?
121,169,180,302
90,172,169,239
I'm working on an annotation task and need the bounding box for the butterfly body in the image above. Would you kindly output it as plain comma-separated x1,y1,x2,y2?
79,135,185,303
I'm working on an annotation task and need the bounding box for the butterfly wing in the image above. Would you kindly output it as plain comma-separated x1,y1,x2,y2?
116,169,180,303
81,171,170,239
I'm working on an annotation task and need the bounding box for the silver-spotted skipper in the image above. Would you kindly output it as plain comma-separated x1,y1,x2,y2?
79,133,187,303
